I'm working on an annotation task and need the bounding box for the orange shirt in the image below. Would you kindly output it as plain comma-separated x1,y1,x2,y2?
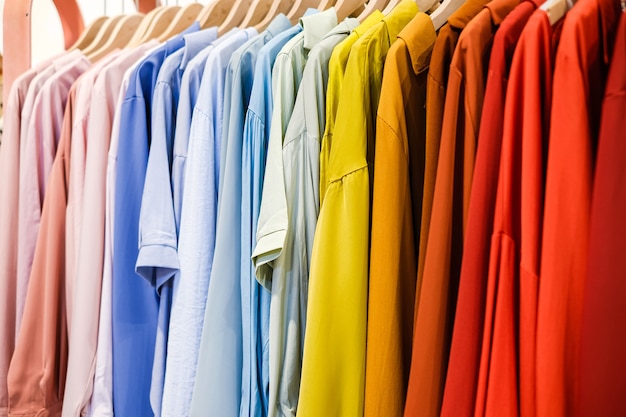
7,87,77,417
577,12,626,417
416,0,489,303
536,0,620,415
440,3,541,417
365,13,436,417
404,0,522,415
477,9,561,417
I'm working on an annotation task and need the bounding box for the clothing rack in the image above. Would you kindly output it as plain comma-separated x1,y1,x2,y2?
2,0,159,106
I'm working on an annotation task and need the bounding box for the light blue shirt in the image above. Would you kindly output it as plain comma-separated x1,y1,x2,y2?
224,15,293,417
186,14,316,416
113,22,199,417
160,28,240,417
169,27,257,417
136,27,218,417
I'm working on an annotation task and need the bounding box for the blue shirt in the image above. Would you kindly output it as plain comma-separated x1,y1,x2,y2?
170,27,256,417
112,22,199,417
160,28,241,417
186,17,308,417
135,27,218,417
225,15,293,417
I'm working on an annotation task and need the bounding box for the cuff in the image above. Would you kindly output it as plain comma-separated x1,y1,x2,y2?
135,244,180,291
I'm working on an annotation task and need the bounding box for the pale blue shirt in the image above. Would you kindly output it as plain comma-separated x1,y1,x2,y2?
171,27,257,417
136,27,218,417
160,28,240,417
222,15,293,417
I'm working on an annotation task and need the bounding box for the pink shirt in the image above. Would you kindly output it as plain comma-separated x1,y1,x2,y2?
13,50,83,336
65,51,121,331
8,84,79,417
15,53,90,337
0,52,60,417
63,43,158,417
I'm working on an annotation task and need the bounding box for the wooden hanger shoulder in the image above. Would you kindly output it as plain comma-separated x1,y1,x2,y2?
540,0,569,25
357,0,389,20
127,5,165,46
218,0,252,35
286,0,319,21
381,0,400,14
70,16,108,51
199,0,236,28
430,0,465,30
254,0,293,31
133,5,181,45
239,0,274,27
158,3,203,41
81,15,125,56
318,0,339,10
88,14,144,62
335,0,367,20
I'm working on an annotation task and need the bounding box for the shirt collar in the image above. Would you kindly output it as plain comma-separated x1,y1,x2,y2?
265,13,292,37
398,12,437,74
165,21,200,55
300,7,338,50
180,27,219,70
447,0,491,30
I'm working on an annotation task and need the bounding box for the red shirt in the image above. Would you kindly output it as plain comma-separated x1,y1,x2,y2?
537,0,620,415
479,10,562,417
577,11,626,417
440,3,541,417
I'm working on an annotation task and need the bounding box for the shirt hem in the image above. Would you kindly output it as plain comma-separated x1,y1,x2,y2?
7,400,62,417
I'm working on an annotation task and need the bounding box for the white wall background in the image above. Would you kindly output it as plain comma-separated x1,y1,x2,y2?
1,0,202,66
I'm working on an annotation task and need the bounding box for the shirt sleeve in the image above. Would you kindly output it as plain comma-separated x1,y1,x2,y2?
135,81,179,289
251,53,295,288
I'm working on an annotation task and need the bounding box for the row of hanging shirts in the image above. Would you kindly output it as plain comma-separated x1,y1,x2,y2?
0,0,624,417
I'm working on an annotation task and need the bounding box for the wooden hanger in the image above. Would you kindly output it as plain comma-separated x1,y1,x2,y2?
357,0,389,20
334,0,368,20
217,0,253,35
199,0,237,29
318,0,339,9
88,14,144,62
254,0,294,31
239,0,275,27
158,3,203,41
128,5,181,46
381,0,440,15
540,0,570,25
430,0,465,29
286,0,319,21
80,15,125,56
126,5,165,46
381,0,400,14
70,16,108,51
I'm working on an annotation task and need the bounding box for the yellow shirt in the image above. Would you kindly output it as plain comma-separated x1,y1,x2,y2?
318,11,383,208
298,3,418,416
